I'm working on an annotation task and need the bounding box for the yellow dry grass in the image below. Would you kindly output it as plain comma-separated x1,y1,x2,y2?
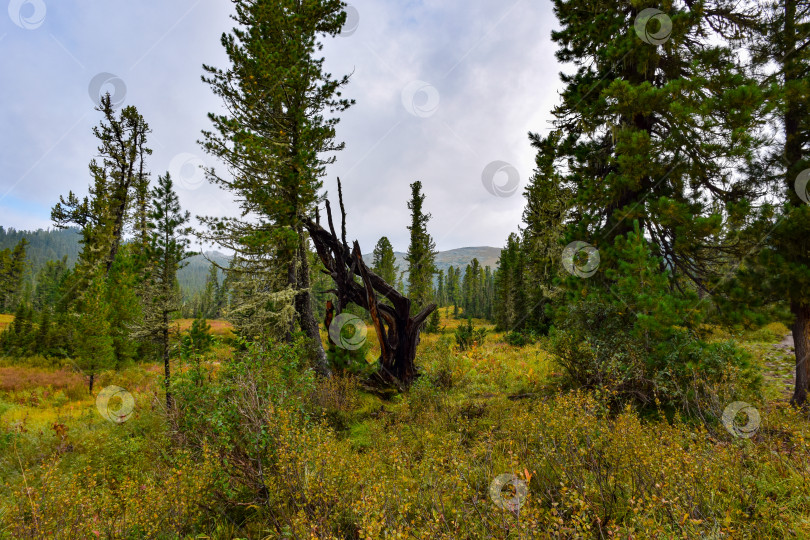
0,313,14,333
172,318,235,338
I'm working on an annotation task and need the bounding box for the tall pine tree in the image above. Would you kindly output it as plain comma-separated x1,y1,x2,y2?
145,173,193,408
199,0,353,374
536,0,764,289
52,94,152,368
405,181,437,315
729,0,810,404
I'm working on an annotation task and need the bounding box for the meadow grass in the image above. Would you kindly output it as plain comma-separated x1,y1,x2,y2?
0,315,13,334
1,313,809,538
173,317,235,338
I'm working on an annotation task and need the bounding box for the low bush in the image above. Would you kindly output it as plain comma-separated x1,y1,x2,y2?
746,321,791,343
455,318,487,351
0,366,84,393
552,226,759,410
504,330,536,347
4,447,218,538
309,372,361,430
171,337,317,509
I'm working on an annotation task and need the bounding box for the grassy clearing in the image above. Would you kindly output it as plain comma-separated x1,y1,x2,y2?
1,313,809,538
0,314,13,333
173,318,235,338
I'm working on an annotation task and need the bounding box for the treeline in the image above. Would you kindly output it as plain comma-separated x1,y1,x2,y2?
370,232,496,324
1,96,197,401
180,263,230,319
0,225,232,300
0,227,82,284
0,239,28,312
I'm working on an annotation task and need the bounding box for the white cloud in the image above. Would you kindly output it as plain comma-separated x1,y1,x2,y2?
0,0,563,254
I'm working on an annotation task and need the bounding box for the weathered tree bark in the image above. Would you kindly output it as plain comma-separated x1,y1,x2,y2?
295,226,330,376
791,302,810,406
324,300,335,345
784,0,810,407
303,182,435,388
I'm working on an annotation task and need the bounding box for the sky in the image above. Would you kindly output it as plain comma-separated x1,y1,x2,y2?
0,0,564,253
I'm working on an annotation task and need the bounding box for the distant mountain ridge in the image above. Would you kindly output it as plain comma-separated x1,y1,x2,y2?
365,246,500,272
0,226,501,294
362,246,502,282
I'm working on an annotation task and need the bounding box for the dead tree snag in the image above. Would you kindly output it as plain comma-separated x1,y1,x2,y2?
303,180,436,388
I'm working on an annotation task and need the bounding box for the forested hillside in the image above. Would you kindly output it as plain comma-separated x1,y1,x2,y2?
364,246,501,278
0,226,226,297
0,227,81,277
0,225,500,299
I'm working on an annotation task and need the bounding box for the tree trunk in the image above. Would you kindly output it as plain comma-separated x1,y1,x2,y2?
163,311,172,410
89,372,95,395
784,0,809,408
296,226,330,376
791,302,810,406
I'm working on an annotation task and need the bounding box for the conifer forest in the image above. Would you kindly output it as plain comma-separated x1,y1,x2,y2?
1,1,810,538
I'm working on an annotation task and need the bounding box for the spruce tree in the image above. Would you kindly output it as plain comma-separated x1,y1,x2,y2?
35,308,51,355
32,257,69,312
199,264,221,318
199,0,353,374
519,132,570,332
494,234,527,331
425,306,441,334
446,266,461,317
145,173,193,408
372,236,399,285
537,0,764,288
73,273,115,394
405,181,437,315
728,0,810,404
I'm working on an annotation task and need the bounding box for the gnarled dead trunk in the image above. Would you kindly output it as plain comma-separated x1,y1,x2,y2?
303,181,435,388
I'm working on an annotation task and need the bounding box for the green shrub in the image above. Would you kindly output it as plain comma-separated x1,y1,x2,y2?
552,224,758,410
424,308,442,333
504,330,536,347
183,315,214,356
746,321,790,343
455,318,487,351
172,337,316,506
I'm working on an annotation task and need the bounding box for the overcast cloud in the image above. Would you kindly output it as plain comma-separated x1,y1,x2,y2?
0,0,562,253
